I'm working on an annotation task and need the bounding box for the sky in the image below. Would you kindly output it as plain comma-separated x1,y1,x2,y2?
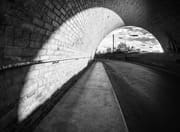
96,26,164,53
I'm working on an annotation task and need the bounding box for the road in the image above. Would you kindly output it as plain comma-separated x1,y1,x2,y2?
103,60,179,132
33,60,179,132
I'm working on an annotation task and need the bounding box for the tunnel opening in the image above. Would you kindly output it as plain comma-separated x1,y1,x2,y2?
95,26,164,55
94,26,178,69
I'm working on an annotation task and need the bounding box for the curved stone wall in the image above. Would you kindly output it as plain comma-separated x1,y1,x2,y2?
0,0,179,130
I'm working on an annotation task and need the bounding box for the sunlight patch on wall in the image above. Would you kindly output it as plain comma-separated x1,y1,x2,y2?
18,7,124,121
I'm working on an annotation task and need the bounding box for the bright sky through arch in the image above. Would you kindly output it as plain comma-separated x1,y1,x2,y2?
96,26,164,53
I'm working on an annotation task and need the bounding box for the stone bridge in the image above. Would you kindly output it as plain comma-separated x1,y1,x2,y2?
0,0,179,131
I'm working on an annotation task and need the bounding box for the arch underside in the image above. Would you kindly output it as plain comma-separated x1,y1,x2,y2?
18,7,125,121
0,0,179,126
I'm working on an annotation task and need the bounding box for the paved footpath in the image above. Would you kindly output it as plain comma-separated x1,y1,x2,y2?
34,62,128,132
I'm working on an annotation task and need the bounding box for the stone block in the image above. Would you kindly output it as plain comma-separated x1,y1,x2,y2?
30,41,41,48
45,23,53,31
33,18,44,27
4,46,22,56
47,11,56,20
45,0,54,10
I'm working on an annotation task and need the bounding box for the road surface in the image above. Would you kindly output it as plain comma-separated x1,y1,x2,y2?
103,60,179,132
34,60,179,132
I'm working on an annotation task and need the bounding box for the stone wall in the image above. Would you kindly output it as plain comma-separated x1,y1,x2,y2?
0,0,124,130
0,0,87,65
0,0,89,130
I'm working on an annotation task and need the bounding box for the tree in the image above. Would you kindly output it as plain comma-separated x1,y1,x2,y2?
106,47,111,53
117,42,128,52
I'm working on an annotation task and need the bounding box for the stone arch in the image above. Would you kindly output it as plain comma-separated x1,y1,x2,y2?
18,7,125,121
0,0,179,131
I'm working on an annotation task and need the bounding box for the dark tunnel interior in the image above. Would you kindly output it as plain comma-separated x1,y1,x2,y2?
0,0,180,131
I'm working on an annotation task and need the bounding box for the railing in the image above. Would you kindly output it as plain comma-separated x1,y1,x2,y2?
0,57,90,72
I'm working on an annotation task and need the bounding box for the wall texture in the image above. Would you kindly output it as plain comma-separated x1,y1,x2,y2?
0,0,124,130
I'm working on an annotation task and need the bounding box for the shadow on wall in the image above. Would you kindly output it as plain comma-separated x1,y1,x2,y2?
0,0,124,131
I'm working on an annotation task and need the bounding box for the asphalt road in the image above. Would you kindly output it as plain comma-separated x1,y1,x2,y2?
33,60,179,132
103,60,179,132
